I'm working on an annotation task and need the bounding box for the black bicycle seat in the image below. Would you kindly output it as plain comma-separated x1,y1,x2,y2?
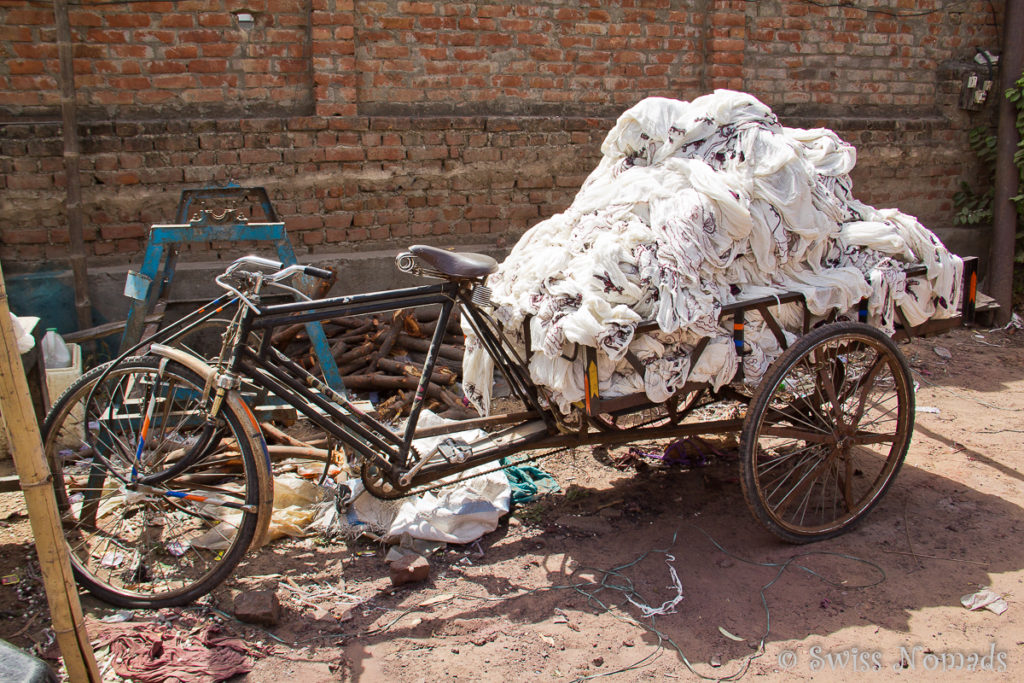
408,244,498,278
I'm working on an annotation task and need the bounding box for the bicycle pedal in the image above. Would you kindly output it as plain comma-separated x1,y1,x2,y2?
438,438,473,464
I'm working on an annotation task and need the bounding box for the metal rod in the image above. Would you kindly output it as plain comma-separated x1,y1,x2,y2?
54,0,92,331
989,0,1024,324
252,292,454,330
409,417,747,487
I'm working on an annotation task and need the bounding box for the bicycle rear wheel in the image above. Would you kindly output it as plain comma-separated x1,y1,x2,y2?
739,322,913,543
42,356,271,608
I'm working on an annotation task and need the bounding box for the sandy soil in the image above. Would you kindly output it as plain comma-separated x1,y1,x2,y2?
1,324,1023,681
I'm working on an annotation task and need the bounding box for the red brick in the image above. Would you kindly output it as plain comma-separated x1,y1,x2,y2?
108,14,151,28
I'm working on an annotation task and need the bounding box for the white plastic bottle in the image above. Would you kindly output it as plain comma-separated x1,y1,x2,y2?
42,328,72,369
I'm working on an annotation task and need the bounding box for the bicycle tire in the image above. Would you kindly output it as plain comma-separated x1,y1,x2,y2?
42,356,270,608
739,322,914,543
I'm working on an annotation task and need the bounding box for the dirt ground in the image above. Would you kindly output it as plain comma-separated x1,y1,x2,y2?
2,323,1023,681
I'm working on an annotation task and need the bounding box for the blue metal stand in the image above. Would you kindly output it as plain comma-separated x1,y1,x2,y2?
119,186,344,393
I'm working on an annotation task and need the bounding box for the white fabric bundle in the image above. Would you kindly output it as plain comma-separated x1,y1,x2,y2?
463,90,963,415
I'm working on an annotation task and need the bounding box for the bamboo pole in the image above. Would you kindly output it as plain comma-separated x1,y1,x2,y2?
0,263,100,681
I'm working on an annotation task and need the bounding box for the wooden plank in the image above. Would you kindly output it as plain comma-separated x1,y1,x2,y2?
63,313,162,344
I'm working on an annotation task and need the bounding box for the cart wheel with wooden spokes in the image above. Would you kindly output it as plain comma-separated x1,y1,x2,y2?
739,322,914,543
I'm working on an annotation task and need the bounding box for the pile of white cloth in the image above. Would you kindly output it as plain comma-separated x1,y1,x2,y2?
462,90,963,415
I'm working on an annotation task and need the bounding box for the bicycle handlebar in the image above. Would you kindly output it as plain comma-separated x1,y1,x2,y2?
303,265,334,280
225,255,334,281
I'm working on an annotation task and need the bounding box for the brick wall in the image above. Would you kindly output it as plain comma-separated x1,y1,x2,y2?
0,0,1003,270
0,115,604,263
3,0,313,118
350,0,704,116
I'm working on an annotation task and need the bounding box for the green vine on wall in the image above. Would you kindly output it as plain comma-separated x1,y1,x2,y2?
953,71,1024,300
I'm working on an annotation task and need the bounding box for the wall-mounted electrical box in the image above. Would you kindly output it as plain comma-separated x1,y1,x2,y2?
960,72,993,110
960,49,998,111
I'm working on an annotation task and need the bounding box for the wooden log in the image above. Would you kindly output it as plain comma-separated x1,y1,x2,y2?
407,351,463,373
340,373,453,403
337,359,370,376
260,422,316,449
412,306,443,323
336,326,374,343
271,322,307,347
268,270,337,347
415,310,463,338
375,390,413,422
436,385,466,410
376,357,456,385
396,333,464,361
335,340,374,364
368,309,407,372
267,444,333,460
403,315,422,337
437,405,479,421
328,315,379,329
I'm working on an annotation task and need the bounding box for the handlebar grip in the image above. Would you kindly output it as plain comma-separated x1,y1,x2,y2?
303,265,334,280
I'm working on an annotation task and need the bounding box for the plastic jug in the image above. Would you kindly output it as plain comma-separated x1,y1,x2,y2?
41,328,72,368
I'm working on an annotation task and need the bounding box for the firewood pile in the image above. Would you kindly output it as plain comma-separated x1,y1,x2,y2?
270,306,476,422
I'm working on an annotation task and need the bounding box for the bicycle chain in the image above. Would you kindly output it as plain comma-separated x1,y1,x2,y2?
375,442,578,500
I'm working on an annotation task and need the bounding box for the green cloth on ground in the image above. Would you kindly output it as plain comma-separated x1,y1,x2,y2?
501,459,559,504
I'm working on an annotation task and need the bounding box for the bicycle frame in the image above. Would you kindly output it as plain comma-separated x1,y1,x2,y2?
161,276,561,493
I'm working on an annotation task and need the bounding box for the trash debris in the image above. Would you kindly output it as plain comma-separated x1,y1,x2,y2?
609,447,655,470
625,552,684,618
961,588,1008,615
100,551,125,568
9,313,37,354
385,536,445,563
420,593,454,607
916,406,941,414
191,474,336,551
1,574,19,586
997,312,1023,331
933,346,952,359
99,611,135,623
662,436,725,467
718,626,745,642
165,541,189,557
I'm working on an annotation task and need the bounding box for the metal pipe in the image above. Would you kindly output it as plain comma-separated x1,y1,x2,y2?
53,0,92,331
989,0,1024,324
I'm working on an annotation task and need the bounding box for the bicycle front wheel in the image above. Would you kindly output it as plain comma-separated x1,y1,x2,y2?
42,356,271,608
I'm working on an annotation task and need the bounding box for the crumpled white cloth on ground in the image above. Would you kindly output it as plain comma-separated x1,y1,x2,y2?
462,90,963,415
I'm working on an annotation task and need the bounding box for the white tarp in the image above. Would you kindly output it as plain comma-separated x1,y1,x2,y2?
463,90,963,414
335,411,512,545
